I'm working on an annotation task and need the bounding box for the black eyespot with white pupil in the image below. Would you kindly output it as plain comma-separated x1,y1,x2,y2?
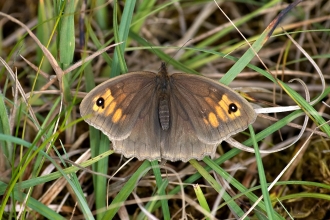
228,103,238,114
96,97,105,109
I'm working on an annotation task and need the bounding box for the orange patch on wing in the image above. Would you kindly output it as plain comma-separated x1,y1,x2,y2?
204,97,215,106
203,118,209,126
92,89,114,112
115,93,127,104
208,112,219,128
218,95,242,119
205,96,228,122
112,109,123,123
215,106,228,122
120,114,127,122
105,101,117,116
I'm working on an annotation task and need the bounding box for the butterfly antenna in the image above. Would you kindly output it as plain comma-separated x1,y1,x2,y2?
143,40,165,72
164,39,192,68
145,38,191,71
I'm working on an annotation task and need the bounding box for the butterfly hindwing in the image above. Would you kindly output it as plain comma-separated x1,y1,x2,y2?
112,89,163,160
161,95,217,161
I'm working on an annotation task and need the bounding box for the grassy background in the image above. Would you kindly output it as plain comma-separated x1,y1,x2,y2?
0,0,330,219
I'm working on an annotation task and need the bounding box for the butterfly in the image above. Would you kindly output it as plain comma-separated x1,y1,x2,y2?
80,63,256,162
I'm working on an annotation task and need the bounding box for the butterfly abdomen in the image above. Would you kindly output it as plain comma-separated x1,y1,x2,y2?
159,98,170,130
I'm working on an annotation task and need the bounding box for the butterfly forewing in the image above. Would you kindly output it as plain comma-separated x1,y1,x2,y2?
169,73,257,144
80,72,157,140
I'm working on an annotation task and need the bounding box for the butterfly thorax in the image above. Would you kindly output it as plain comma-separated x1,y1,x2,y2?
157,63,171,131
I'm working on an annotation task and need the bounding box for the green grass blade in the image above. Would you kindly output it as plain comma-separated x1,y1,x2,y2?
6,189,66,220
0,148,113,195
0,93,11,165
151,160,170,220
58,0,75,68
102,161,151,219
194,184,211,220
249,125,276,219
95,134,110,220
58,0,76,104
190,160,249,219
94,0,110,30
111,0,137,77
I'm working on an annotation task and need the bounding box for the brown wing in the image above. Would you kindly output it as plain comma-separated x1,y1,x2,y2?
160,73,256,160
80,71,157,140
161,95,217,161
112,91,163,160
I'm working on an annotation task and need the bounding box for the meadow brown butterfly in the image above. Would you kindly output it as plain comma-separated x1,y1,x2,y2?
80,63,256,162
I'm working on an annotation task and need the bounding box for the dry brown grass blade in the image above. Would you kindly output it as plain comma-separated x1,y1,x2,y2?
0,57,42,139
63,42,123,75
0,12,63,86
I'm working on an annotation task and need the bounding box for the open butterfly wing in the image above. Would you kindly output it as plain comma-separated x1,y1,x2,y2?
112,90,163,160
169,73,257,145
160,94,217,161
80,72,157,140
